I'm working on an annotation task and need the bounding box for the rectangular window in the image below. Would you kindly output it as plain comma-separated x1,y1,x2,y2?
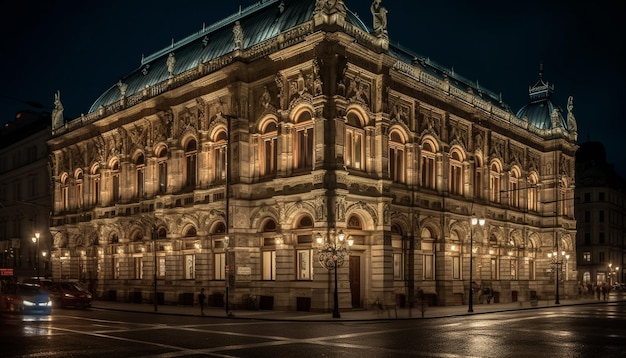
490,257,499,280
583,251,591,262
113,257,120,279
599,232,605,244
599,211,605,223
599,192,605,201
452,256,460,280
297,249,313,280
528,259,535,280
262,250,276,280
510,259,517,280
158,256,166,277
424,254,434,280
393,253,403,280
134,256,143,279
215,253,226,280
184,254,195,280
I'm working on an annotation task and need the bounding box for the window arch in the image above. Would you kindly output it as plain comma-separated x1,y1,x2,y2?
489,161,502,203
90,164,100,207
60,172,69,211
135,153,145,200
213,130,227,182
111,160,120,202
421,140,436,189
185,139,197,188
156,146,168,194
509,167,521,208
259,119,278,177
345,111,365,170
474,154,483,199
389,129,406,183
449,149,464,195
293,110,314,171
75,169,83,209
527,172,538,212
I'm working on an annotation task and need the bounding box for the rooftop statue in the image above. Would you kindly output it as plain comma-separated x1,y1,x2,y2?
51,90,64,130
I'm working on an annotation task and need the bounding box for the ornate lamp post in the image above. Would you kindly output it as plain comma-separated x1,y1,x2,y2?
608,263,619,286
468,217,484,313
547,250,569,304
31,232,40,281
316,230,353,318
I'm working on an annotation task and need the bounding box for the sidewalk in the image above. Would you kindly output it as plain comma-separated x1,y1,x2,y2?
90,293,623,321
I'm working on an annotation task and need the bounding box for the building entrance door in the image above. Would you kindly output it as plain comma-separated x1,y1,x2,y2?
349,255,360,308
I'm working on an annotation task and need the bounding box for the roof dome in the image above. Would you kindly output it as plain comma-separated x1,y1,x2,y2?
516,65,566,130
88,0,369,114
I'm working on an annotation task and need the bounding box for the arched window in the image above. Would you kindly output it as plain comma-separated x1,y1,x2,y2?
60,173,69,211
449,150,463,195
490,162,501,203
421,227,435,280
135,153,145,200
527,173,538,212
111,160,120,202
75,170,83,209
345,112,365,170
185,139,197,188
389,130,406,183
156,147,168,193
474,155,483,199
90,164,100,207
213,130,227,182
509,167,520,208
260,120,278,177
293,111,313,171
421,141,436,189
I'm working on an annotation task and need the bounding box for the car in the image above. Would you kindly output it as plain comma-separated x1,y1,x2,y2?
46,281,92,308
0,282,52,315
612,283,625,291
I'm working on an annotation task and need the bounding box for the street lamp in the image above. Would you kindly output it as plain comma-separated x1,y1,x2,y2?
608,263,619,286
547,250,569,304
316,230,353,318
31,232,40,281
468,216,485,313
42,251,47,277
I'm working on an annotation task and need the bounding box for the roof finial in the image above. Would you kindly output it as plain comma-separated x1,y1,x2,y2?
539,61,544,81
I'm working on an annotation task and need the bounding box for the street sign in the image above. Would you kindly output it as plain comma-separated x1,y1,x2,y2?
0,268,14,276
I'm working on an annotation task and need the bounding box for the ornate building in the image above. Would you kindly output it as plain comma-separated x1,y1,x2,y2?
47,0,578,311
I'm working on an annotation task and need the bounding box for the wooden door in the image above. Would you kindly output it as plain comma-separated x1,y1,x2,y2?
349,256,361,308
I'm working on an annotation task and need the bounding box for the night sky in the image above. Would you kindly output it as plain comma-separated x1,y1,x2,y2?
1,0,624,175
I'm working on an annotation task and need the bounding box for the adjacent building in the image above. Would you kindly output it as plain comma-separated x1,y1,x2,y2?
575,141,626,287
0,110,52,280
47,0,578,311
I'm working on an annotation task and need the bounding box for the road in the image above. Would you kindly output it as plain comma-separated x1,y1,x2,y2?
1,302,624,357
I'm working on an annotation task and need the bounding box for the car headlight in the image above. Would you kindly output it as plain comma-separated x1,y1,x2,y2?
46,300,52,307
23,300,35,306
64,293,75,298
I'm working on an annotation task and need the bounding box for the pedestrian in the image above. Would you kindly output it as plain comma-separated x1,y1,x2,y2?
595,285,601,300
198,288,206,315
601,285,607,301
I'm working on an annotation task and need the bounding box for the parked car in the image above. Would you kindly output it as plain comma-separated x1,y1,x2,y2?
0,282,52,315
46,282,92,308
612,283,625,291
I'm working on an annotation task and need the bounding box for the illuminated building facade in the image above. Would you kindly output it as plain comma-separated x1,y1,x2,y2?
48,0,578,311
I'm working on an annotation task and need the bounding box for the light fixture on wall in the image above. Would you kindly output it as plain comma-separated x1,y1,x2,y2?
469,216,485,313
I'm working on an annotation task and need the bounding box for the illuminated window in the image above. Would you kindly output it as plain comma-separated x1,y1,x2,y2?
135,153,145,200
421,141,436,189
260,120,278,177
134,256,143,279
449,150,463,195
262,250,276,280
345,112,365,170
185,139,197,188
75,170,83,209
61,173,69,211
527,173,538,211
184,254,195,280
490,162,501,203
293,111,313,171
213,130,227,182
389,130,406,183
111,160,120,202
215,253,226,280
157,147,168,194
509,167,520,208
90,164,100,207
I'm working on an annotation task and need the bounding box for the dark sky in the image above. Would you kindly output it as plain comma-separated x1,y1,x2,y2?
1,0,624,175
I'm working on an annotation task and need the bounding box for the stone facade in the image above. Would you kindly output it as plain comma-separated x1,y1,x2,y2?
47,0,578,311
